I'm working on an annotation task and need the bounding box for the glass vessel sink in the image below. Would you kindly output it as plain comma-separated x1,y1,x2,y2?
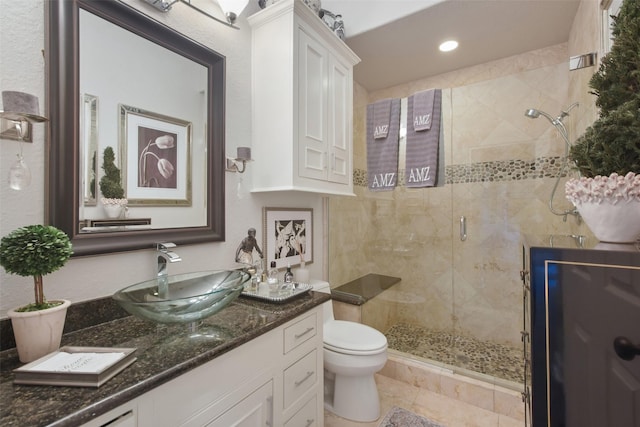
113,270,250,324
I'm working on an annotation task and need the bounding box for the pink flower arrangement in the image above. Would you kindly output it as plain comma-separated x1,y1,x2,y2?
565,172,640,205
101,197,128,206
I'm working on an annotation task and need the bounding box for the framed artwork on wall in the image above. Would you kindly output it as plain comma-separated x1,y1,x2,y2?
262,207,313,269
120,104,192,206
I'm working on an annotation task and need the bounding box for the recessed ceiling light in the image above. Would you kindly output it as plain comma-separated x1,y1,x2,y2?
439,40,458,52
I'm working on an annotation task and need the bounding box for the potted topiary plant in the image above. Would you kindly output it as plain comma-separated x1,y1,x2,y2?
565,0,640,243
0,225,73,362
99,146,128,219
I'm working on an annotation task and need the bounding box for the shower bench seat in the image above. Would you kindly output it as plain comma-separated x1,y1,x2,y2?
331,273,402,305
330,274,401,324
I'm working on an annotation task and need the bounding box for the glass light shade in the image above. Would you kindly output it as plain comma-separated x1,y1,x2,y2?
217,0,249,22
8,155,31,190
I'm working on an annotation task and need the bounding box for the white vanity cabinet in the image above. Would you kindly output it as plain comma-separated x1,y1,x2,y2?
79,402,138,427
281,310,323,426
249,0,360,196
80,306,324,427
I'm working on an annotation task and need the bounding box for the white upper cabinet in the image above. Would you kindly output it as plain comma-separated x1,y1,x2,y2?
249,0,360,195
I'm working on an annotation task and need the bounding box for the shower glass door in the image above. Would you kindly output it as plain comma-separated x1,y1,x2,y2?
328,52,571,388
328,92,457,372
448,82,525,385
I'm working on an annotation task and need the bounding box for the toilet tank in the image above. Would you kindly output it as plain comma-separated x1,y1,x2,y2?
310,280,334,322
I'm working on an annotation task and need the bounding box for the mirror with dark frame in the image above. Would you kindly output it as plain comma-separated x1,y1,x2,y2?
47,0,225,256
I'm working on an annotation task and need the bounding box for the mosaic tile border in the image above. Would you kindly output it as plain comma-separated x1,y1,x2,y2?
354,156,566,187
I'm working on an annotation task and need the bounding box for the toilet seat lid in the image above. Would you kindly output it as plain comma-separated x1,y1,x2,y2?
324,320,387,355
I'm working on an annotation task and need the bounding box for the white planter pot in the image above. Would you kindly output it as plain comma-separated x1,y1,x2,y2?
576,199,640,243
101,198,128,219
103,204,123,219
8,300,71,363
566,173,640,243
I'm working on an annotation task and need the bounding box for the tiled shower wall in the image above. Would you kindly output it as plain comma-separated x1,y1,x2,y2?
329,39,598,348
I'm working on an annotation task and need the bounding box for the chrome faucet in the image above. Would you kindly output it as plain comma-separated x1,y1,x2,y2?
157,242,181,276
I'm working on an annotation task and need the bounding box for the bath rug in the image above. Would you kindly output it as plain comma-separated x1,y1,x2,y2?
378,406,445,427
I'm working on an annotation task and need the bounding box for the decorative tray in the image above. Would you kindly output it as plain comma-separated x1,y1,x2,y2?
13,346,137,388
241,283,313,303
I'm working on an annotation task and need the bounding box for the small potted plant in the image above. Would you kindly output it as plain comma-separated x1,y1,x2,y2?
0,225,73,362
99,146,127,219
565,0,640,243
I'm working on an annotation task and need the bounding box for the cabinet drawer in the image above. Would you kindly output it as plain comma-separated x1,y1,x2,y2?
284,394,317,427
81,405,136,427
283,312,317,354
205,380,273,427
283,349,317,409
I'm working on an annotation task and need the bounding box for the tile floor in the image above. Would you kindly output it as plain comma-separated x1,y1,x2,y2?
324,354,527,427
385,323,526,384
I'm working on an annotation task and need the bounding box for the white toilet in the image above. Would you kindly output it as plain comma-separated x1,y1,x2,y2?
311,280,388,422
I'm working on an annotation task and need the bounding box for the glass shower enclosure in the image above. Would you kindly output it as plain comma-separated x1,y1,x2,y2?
328,56,578,389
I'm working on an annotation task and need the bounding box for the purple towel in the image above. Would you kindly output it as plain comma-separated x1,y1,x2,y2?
373,98,391,139
413,89,436,131
367,98,400,191
405,89,441,188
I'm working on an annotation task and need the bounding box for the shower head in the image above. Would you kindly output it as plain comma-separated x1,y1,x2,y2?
524,102,579,125
525,108,541,119
524,103,579,147
525,103,581,221
524,108,557,124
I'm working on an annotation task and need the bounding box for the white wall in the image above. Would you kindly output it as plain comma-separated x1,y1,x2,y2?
0,0,325,315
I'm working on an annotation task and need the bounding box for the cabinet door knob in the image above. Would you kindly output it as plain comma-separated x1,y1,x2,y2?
613,336,640,361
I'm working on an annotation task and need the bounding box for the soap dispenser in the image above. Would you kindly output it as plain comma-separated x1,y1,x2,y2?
284,263,293,284
267,261,279,293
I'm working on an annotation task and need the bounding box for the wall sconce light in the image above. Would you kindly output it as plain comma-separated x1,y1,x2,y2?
0,91,48,191
142,0,180,12
217,0,249,24
226,146,252,173
147,0,247,29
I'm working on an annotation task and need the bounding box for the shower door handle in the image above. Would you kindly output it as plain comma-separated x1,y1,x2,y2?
460,216,467,241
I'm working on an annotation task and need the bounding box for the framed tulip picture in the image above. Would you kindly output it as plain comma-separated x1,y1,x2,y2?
120,104,192,206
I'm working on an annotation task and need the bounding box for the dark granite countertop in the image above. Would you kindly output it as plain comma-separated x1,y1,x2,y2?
0,292,330,427
331,273,401,305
